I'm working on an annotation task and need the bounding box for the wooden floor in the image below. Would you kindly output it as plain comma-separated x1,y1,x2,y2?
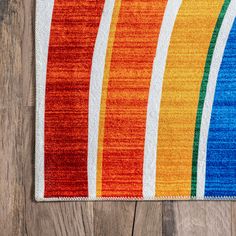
0,1,235,235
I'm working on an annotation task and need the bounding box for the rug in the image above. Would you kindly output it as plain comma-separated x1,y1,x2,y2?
35,0,236,201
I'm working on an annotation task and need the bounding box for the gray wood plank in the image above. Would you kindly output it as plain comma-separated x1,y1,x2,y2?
162,201,231,236
0,1,25,235
22,0,35,107
162,201,177,236
205,202,231,236
94,202,136,236
232,202,236,236
133,202,162,236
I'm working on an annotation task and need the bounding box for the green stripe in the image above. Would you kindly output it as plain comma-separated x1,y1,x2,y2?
191,0,231,197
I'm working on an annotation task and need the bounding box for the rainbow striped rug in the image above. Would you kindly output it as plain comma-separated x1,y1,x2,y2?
35,0,236,201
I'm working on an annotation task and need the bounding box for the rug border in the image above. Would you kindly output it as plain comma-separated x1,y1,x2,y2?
35,0,55,201
35,196,236,202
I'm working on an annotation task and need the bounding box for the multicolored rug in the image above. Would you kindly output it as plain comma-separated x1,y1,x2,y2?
35,0,236,201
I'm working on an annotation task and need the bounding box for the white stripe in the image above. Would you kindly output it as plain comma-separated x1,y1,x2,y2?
143,0,182,198
35,0,55,201
196,1,236,199
88,0,116,198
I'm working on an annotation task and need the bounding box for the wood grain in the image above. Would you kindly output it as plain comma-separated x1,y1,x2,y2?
94,202,136,236
162,202,231,236
232,203,236,236
133,202,162,236
0,0,234,235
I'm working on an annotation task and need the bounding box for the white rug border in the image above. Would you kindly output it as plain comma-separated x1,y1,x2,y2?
35,0,55,201
36,196,236,202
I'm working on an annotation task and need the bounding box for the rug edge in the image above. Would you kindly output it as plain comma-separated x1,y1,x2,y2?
35,196,236,202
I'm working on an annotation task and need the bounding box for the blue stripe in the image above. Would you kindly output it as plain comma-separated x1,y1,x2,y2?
205,19,236,197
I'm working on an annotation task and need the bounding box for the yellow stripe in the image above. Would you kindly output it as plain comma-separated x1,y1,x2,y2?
155,0,224,197
96,0,122,197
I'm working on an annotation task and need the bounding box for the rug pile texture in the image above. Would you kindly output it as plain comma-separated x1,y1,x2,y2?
36,0,236,201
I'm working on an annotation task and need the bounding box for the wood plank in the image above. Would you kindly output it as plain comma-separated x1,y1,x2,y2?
162,202,177,236
94,202,136,236
22,0,35,107
232,202,236,236
205,202,231,236
133,202,162,236
0,0,25,235
162,201,231,236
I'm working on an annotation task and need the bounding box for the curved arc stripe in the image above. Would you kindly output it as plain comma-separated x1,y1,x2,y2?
191,0,231,197
88,0,116,198
35,0,55,200
96,0,122,197
143,0,182,198
196,0,236,199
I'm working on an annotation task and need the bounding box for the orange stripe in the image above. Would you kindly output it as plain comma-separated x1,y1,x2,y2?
155,0,224,197
96,0,122,197
99,0,167,197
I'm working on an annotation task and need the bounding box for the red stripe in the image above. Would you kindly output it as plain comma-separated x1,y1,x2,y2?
44,0,105,197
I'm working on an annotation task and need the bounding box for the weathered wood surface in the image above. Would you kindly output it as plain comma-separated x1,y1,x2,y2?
0,0,235,235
